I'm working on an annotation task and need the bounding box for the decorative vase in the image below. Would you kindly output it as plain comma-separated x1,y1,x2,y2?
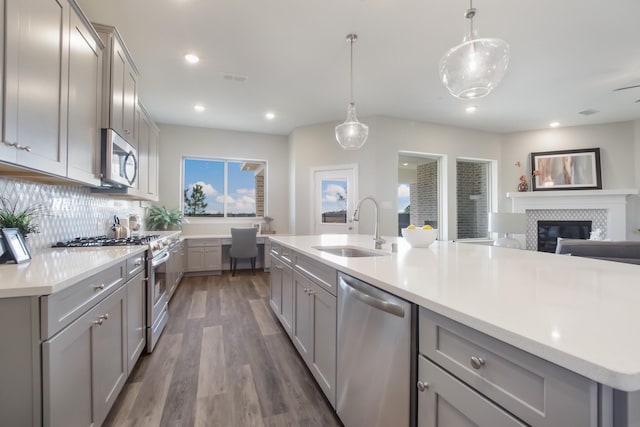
517,178,529,192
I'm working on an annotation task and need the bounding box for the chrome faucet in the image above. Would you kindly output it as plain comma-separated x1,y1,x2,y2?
353,196,386,249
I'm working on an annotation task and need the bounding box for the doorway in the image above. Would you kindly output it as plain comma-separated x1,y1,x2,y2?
312,165,358,235
397,153,441,236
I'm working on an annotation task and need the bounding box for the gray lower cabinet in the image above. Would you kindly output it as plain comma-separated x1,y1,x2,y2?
126,270,146,374
292,270,337,407
418,356,526,427
187,239,221,273
418,307,598,427
269,254,294,337
42,284,127,427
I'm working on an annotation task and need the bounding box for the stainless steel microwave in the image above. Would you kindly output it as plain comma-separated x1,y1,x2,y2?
101,129,138,188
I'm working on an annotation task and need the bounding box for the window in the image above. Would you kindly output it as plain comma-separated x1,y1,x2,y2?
321,179,347,224
183,157,265,217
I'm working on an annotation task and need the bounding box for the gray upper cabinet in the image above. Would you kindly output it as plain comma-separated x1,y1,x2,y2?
66,3,103,186
2,0,69,176
0,0,103,185
135,102,159,201
93,23,139,145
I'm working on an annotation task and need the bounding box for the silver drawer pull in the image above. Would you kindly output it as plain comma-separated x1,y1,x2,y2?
103,313,109,320
94,284,105,291
417,381,429,392
15,143,31,152
135,260,142,266
470,356,485,370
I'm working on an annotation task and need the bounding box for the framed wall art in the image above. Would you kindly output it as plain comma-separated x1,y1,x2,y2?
1,228,31,264
531,148,602,191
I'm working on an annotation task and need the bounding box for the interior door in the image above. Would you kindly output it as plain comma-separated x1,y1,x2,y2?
313,165,357,235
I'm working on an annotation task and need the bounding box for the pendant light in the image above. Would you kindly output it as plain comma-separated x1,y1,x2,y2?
335,33,369,150
439,0,510,100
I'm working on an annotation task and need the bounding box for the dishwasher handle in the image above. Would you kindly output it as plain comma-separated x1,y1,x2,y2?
339,275,405,318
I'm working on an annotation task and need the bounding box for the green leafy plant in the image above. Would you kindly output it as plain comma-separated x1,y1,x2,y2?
0,197,44,236
146,206,186,230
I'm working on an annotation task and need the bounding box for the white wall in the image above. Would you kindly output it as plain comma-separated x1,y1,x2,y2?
500,121,640,239
289,116,502,240
157,124,290,235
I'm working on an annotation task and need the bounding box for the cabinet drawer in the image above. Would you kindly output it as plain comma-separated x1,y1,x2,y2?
419,308,597,427
41,261,126,340
126,252,146,279
187,238,221,248
270,243,292,266
294,253,337,296
418,355,526,427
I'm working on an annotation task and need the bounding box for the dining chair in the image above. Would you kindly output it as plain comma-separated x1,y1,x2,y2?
229,227,259,276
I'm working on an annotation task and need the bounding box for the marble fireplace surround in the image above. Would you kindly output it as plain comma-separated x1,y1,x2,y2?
507,189,638,250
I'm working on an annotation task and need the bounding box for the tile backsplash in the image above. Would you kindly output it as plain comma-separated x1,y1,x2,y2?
0,177,145,250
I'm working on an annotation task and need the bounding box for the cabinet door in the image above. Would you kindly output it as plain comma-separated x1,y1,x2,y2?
66,7,102,185
147,124,159,200
123,65,138,143
126,271,145,374
42,303,94,427
293,271,313,360
308,279,336,406
4,0,69,176
418,356,527,427
136,104,150,196
111,39,127,139
280,262,294,337
270,255,283,315
187,247,205,271
92,285,127,427
204,246,221,270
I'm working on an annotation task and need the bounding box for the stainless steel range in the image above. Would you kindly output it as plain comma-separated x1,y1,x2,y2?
54,233,177,352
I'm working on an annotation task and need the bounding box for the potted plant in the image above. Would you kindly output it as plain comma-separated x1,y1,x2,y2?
146,206,186,230
0,196,42,237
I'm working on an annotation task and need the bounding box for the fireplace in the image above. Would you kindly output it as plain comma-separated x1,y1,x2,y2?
537,220,592,253
507,189,637,250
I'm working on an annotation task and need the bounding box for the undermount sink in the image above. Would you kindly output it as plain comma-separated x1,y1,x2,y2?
313,245,388,258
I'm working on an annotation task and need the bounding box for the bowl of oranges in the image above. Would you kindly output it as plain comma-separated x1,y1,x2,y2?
401,224,438,248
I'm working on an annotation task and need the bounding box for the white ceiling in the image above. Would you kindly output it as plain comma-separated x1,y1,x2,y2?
76,0,640,136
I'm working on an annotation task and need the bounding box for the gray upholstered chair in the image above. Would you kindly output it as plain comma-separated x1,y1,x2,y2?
229,227,259,276
555,238,640,265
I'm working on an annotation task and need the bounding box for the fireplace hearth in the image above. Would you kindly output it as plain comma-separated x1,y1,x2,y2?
537,220,592,253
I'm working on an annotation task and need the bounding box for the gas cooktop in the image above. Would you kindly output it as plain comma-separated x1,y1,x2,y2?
53,235,160,248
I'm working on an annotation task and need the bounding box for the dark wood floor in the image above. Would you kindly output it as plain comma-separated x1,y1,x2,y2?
103,272,341,427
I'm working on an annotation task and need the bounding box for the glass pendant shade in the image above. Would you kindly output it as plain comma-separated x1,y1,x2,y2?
439,3,510,100
335,102,369,150
335,33,368,150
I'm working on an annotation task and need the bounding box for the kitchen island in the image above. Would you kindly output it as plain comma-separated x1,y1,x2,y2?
269,234,640,426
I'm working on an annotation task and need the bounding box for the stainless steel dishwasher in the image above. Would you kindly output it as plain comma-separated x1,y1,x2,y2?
337,272,416,427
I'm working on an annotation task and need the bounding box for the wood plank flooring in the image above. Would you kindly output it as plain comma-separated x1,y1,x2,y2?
103,272,341,427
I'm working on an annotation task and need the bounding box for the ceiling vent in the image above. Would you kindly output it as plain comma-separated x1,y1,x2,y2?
221,72,248,83
578,109,599,116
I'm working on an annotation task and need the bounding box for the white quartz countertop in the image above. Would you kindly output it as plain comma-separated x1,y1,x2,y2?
0,246,147,298
270,234,640,391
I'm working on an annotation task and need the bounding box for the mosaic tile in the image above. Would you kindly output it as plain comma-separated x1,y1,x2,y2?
1,177,144,250
525,209,607,250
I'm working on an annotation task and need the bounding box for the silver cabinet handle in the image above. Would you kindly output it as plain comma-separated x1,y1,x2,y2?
470,356,485,369
135,260,143,266
93,313,109,326
417,381,429,392
124,129,131,134
14,143,31,152
94,284,105,291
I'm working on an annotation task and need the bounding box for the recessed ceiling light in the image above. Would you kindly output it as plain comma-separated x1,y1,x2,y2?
265,112,275,120
184,54,200,64
402,162,409,166
466,105,478,113
193,104,205,112
549,121,560,128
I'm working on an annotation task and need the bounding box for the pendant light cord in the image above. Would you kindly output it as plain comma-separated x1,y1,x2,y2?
347,34,356,104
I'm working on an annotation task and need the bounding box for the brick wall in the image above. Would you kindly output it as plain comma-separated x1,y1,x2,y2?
410,162,438,228
456,161,489,238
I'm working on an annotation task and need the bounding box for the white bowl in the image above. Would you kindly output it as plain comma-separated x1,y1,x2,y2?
401,228,438,248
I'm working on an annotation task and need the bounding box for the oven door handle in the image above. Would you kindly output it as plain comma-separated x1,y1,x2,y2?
151,251,170,267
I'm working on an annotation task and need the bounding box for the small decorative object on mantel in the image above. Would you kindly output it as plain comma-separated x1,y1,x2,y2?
514,161,540,192
530,148,602,191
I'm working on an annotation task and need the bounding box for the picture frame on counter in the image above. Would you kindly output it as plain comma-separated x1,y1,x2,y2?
1,228,31,264
531,148,602,191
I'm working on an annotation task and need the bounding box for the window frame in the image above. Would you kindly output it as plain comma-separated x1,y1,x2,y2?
182,155,267,220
